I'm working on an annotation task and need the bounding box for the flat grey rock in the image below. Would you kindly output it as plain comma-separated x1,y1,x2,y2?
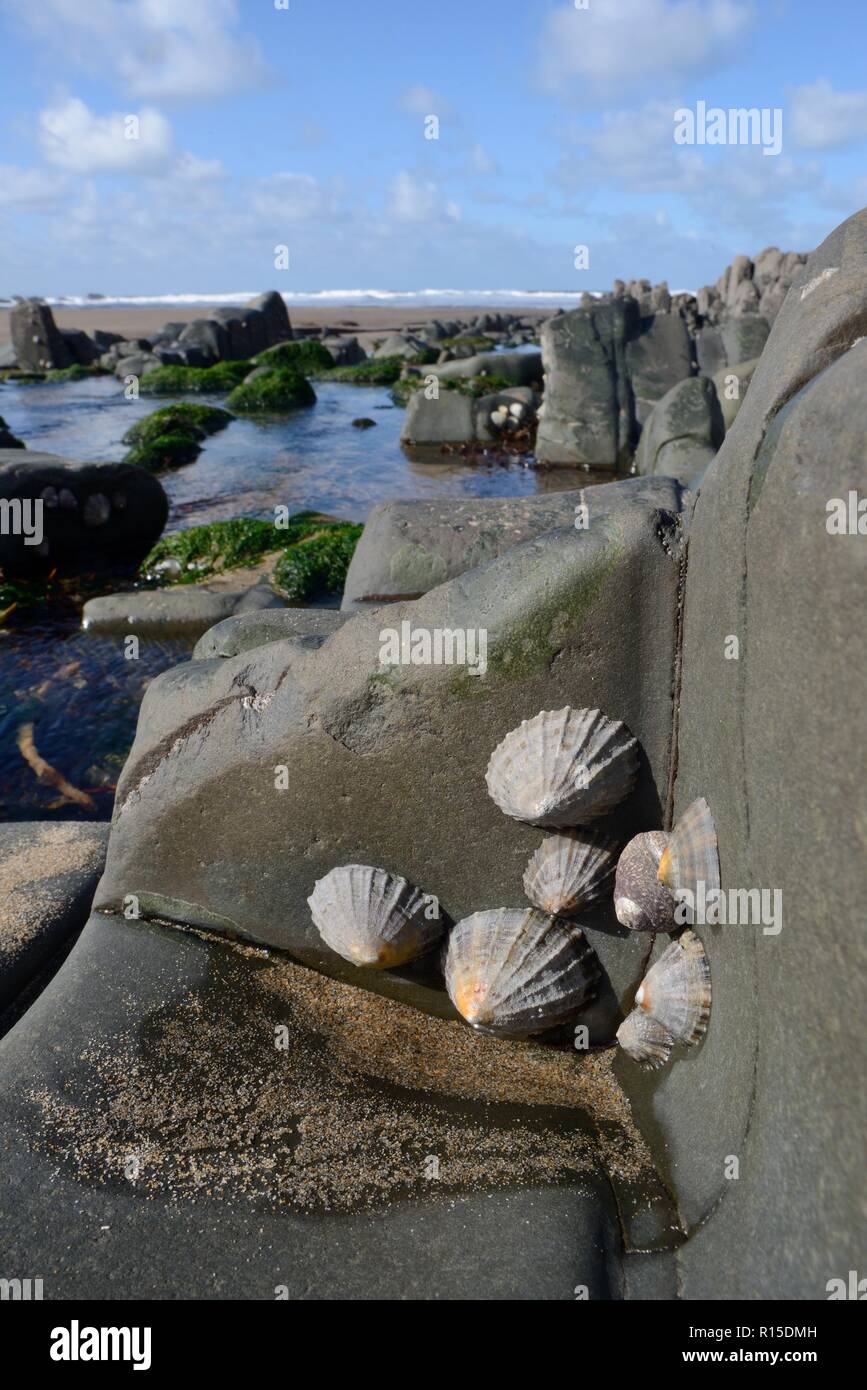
0,913,629,1299
343,477,685,609
83,581,285,639
193,607,351,659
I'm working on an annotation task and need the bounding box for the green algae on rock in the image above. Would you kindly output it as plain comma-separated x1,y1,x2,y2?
138,361,251,395
226,366,316,413
121,403,234,472
253,340,334,373
391,371,513,407
141,511,363,601
45,364,108,383
313,355,406,385
142,517,289,583
273,523,363,602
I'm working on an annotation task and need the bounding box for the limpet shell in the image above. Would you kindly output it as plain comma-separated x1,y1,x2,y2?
658,798,720,901
616,929,711,1069
485,707,639,828
444,907,599,1038
523,829,619,916
307,864,442,969
614,830,677,932
614,1011,676,1069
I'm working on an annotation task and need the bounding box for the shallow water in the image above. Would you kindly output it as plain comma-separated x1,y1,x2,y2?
0,375,593,526
1,375,602,819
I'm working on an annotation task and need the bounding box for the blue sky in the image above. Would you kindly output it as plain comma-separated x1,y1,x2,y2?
0,0,865,296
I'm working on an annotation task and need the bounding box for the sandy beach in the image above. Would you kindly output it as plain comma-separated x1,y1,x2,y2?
0,303,550,354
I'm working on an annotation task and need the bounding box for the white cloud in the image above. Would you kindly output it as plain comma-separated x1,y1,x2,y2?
387,171,460,223
0,165,72,210
251,173,343,225
9,0,271,104
469,144,499,176
172,152,227,183
551,99,827,245
538,0,754,102
399,84,454,117
39,98,175,175
789,79,867,150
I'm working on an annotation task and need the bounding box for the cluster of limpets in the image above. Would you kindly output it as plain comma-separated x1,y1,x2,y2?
308,707,719,1069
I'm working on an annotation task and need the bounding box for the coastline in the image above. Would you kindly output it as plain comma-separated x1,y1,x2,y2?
0,304,550,353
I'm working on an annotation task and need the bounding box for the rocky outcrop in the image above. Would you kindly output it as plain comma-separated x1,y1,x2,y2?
400,385,538,447
0,449,168,574
171,291,292,364
625,312,694,424
635,376,725,485
373,333,428,360
711,357,759,431
696,247,807,324
59,328,102,366
621,207,867,1297
535,299,637,467
9,299,73,372
90,480,684,1032
536,298,695,466
321,335,366,366
696,315,770,376
1,224,862,1301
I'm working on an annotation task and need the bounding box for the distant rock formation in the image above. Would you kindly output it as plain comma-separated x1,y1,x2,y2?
697,246,807,323
9,298,73,372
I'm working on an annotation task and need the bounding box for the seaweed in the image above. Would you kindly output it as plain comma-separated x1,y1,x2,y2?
226,367,316,413
138,361,251,395
141,512,362,594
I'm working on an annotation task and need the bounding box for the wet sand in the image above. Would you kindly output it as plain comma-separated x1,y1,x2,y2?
28,928,653,1212
0,305,548,354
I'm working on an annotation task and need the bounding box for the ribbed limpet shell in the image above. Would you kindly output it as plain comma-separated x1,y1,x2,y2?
523,829,619,916
444,907,599,1038
616,929,711,1068
485,707,639,828
307,864,442,969
658,798,720,900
